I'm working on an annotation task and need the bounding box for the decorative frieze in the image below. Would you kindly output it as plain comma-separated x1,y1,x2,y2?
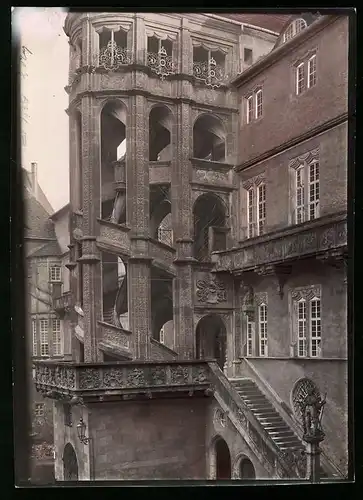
289,148,319,170
213,215,347,273
242,173,266,191
97,219,131,255
290,285,321,302
34,360,212,399
196,277,227,304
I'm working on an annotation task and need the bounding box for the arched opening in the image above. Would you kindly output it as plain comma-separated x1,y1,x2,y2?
149,105,172,161
239,458,256,479
63,443,78,481
151,271,173,342
158,319,174,348
74,109,82,211
196,314,227,370
101,252,128,329
193,114,226,162
193,193,227,261
100,100,127,223
150,185,172,246
215,437,231,479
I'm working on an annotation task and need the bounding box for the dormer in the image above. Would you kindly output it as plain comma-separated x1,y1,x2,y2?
274,13,321,49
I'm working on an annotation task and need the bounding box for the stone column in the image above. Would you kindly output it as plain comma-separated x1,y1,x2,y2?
126,93,152,359
134,14,146,65
79,95,102,362
305,440,322,482
172,99,195,359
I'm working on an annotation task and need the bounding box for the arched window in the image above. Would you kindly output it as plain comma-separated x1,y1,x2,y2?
283,18,307,43
193,114,226,162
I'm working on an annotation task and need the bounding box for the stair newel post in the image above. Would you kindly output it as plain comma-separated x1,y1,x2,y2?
296,388,327,482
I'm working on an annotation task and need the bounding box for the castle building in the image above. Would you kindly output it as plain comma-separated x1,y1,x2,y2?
33,12,349,481
24,162,71,482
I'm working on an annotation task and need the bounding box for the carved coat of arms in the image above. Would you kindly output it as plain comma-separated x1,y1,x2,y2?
196,278,227,304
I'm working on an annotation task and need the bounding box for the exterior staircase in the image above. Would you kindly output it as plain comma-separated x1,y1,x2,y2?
230,378,327,478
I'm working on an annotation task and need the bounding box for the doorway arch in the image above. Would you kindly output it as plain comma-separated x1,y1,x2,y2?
196,314,227,370
63,442,78,481
239,457,256,479
215,437,231,479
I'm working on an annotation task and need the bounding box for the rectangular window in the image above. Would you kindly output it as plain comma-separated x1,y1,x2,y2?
308,160,320,220
246,318,254,357
257,184,266,235
296,63,305,95
308,55,317,88
296,167,305,224
246,95,254,124
32,319,37,356
52,318,62,356
35,403,45,417
310,298,321,357
40,319,49,357
258,304,268,357
244,48,253,65
297,300,307,357
49,265,61,282
159,327,165,344
255,90,263,119
247,188,255,238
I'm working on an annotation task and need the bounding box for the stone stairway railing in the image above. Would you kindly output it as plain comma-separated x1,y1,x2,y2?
239,358,343,479
208,362,301,479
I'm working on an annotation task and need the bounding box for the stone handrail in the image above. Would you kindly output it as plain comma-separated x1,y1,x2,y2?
208,361,299,479
34,360,211,400
150,338,178,361
212,212,347,272
240,358,344,479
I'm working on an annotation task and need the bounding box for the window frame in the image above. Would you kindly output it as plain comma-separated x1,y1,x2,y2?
292,157,320,225
255,89,263,119
246,95,254,124
296,62,305,95
32,319,37,356
34,402,45,417
40,319,49,357
291,289,322,358
245,181,266,239
307,54,317,89
258,303,268,357
52,318,62,356
49,265,62,283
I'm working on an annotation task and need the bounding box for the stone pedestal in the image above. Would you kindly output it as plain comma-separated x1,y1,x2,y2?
305,441,322,482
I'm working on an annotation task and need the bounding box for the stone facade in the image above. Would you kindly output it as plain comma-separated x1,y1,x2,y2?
34,12,350,483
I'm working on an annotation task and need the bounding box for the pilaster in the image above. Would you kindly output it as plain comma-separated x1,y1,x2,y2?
172,100,195,358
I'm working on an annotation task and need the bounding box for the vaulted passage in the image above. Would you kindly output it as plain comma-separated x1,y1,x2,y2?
215,437,231,479
100,100,127,223
150,185,173,246
149,105,172,161
193,193,227,261
151,269,173,342
193,114,226,162
196,314,227,370
101,252,128,329
63,443,78,481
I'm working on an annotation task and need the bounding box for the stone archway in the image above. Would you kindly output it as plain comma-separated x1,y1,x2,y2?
239,457,256,479
215,437,231,479
196,314,227,370
63,442,78,481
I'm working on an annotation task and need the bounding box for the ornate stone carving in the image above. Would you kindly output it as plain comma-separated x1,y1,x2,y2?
147,47,176,80
291,285,321,302
193,57,226,88
170,365,189,384
320,227,336,249
79,368,101,390
150,366,167,385
293,378,326,441
289,148,319,170
242,173,266,191
254,292,268,306
279,449,307,478
214,408,226,428
126,368,146,387
103,367,124,388
192,366,208,384
196,278,227,304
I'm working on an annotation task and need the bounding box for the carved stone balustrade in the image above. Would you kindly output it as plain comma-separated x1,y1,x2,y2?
97,219,131,257
98,320,133,359
212,212,347,273
34,360,213,402
148,238,176,275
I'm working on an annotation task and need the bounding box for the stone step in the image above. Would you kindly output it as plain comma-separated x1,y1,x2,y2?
254,411,281,418
267,430,295,437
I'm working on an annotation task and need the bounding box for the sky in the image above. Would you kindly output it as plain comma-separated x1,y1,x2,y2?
14,7,69,212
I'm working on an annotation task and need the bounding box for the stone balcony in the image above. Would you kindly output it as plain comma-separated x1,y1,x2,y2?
212,211,347,273
34,360,212,403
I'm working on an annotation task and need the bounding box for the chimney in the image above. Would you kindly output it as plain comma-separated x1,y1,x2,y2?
31,162,38,199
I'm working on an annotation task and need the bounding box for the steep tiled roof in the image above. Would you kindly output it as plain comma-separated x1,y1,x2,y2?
24,193,57,241
27,240,62,258
218,13,291,34
22,168,54,215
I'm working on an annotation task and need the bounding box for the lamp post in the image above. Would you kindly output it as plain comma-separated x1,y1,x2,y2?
76,417,90,445
296,387,327,482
